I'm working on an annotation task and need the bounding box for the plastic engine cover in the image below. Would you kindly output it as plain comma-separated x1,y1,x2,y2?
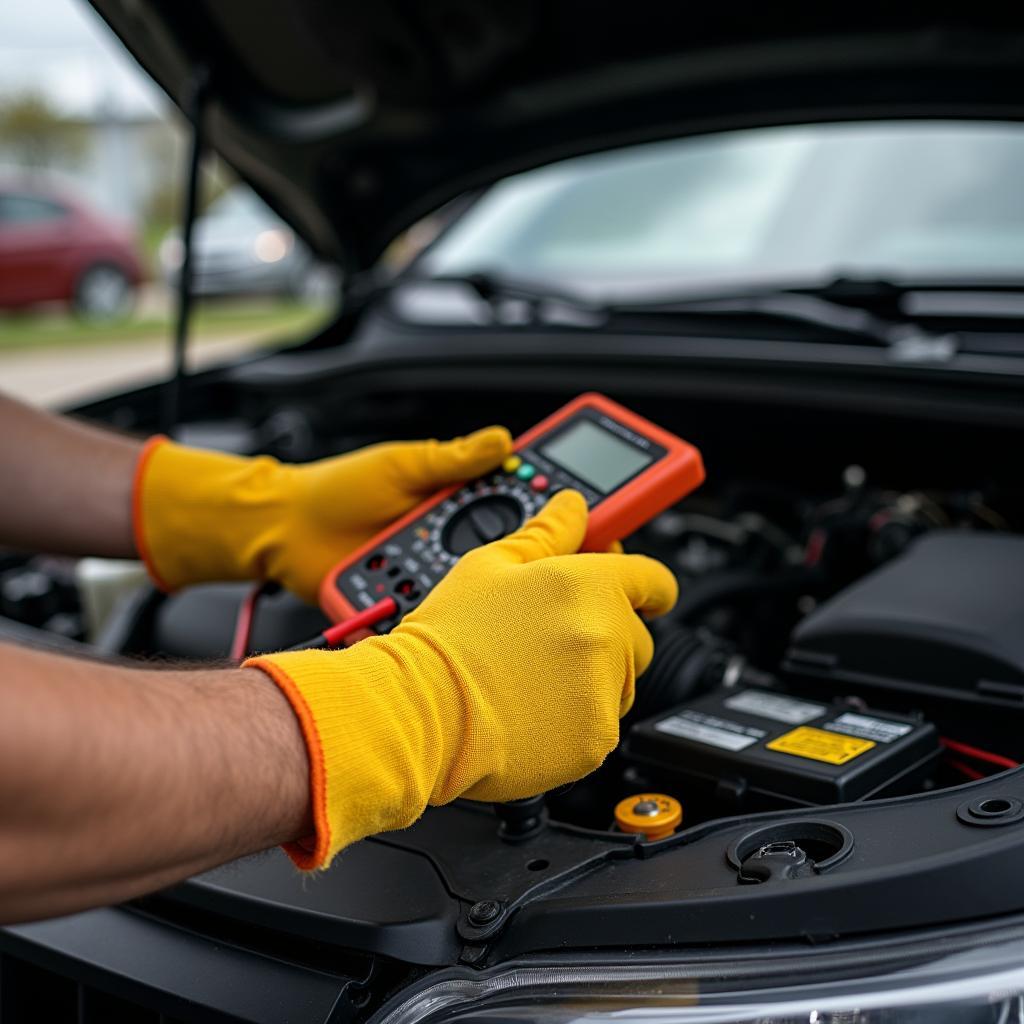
784,532,1024,707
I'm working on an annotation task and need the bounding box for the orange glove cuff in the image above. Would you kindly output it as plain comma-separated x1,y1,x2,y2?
131,435,172,590
245,638,455,870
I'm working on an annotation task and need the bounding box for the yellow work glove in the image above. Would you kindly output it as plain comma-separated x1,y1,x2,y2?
245,490,678,870
132,427,512,603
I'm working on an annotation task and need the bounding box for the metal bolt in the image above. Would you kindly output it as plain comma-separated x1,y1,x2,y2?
468,900,502,926
633,799,660,817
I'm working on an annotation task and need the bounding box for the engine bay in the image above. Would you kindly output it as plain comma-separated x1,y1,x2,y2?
547,469,1024,839
4,386,1024,848
3,374,1024,963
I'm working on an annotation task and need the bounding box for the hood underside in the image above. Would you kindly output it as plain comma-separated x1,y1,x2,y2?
89,1,1024,272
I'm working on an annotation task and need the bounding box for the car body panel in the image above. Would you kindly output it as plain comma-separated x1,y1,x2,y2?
2,6,1024,1023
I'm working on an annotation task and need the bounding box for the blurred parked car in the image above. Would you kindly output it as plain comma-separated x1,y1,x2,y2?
0,178,143,320
158,184,339,301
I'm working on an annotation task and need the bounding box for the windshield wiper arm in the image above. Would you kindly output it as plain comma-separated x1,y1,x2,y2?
424,271,608,328
608,280,960,359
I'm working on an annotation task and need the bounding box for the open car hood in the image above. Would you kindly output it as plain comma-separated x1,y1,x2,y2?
89,1,1024,273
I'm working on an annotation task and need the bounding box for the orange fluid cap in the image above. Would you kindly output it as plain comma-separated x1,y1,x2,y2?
614,793,682,840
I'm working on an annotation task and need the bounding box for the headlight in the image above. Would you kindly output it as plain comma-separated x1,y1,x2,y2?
253,228,293,263
376,938,1024,1024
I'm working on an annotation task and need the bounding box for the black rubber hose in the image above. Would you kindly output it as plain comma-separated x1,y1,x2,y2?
630,620,732,722
671,566,820,624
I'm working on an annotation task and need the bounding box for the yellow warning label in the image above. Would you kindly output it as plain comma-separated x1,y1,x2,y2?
766,726,875,765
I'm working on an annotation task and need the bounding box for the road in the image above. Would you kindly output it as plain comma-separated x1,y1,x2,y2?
2,333,265,407
0,286,316,406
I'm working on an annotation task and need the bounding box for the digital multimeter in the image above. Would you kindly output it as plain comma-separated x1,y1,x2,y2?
319,393,705,631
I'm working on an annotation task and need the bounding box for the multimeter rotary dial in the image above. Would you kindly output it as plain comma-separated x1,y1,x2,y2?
425,480,547,561
442,495,523,555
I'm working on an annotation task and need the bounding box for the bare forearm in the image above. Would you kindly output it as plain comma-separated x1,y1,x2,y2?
0,393,141,557
0,642,311,922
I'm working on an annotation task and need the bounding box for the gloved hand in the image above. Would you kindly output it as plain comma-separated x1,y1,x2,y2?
132,427,512,603
245,490,678,869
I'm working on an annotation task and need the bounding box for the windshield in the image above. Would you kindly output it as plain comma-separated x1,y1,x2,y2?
420,122,1024,301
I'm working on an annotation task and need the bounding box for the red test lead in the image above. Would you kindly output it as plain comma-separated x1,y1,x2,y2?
286,597,399,652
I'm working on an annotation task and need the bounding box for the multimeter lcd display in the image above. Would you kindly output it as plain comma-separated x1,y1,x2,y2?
540,419,654,493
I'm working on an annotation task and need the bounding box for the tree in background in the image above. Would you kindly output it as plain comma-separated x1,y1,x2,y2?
0,93,87,168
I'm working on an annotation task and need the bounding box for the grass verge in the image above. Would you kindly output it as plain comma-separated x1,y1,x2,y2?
0,301,327,350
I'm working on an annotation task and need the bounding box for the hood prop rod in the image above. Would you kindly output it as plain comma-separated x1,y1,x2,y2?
161,66,210,438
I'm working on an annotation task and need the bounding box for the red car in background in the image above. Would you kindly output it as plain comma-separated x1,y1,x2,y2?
0,178,144,320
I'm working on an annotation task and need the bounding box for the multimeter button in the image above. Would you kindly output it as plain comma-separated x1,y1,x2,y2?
530,474,549,492
366,554,387,571
502,455,522,473
516,463,536,481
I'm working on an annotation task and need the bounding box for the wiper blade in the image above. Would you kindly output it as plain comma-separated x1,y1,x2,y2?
609,279,960,359
419,272,608,328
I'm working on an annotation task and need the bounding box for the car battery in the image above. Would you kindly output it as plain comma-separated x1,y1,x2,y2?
626,687,940,810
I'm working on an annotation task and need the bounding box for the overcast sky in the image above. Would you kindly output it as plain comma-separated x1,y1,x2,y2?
0,0,165,117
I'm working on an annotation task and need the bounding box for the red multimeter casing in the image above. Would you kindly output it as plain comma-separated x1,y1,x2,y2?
319,393,704,629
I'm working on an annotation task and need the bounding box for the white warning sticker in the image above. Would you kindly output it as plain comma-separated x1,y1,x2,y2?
655,710,765,752
825,712,913,744
724,689,825,725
